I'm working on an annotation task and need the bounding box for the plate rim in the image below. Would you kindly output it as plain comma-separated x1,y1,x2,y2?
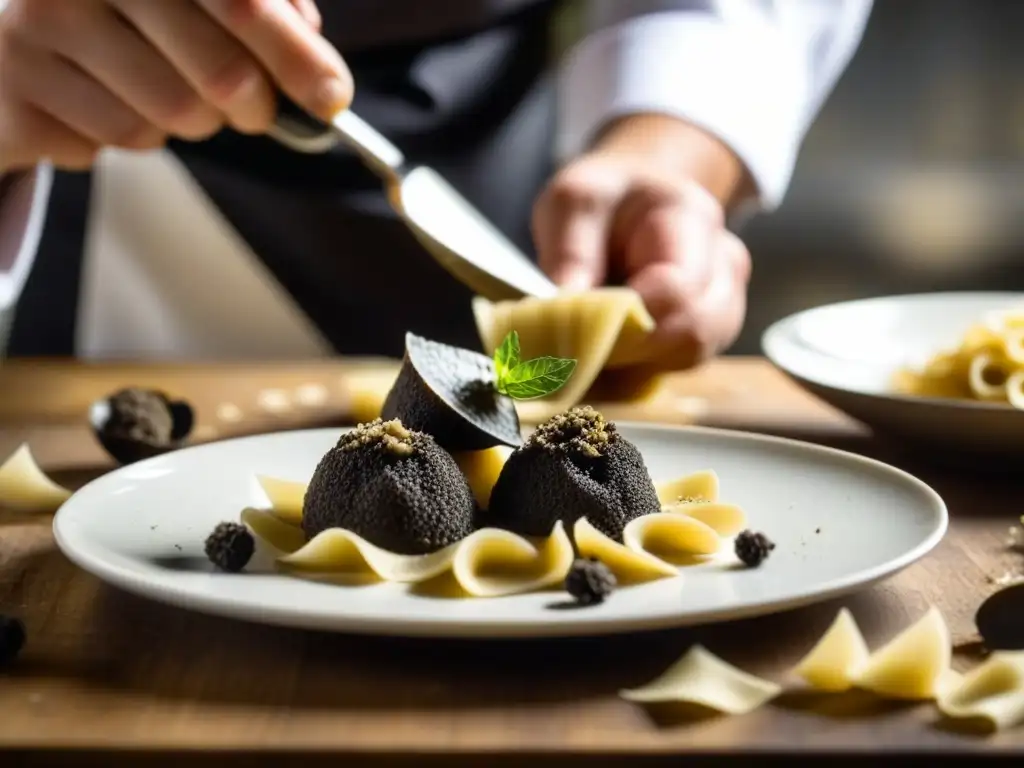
761,290,1024,412
52,423,948,638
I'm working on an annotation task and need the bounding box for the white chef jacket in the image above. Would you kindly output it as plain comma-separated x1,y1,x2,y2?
0,0,874,360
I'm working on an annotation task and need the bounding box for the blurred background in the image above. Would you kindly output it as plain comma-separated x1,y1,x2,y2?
729,0,1024,353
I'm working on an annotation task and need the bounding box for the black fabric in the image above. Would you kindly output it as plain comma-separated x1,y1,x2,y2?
7,2,559,359
8,171,93,357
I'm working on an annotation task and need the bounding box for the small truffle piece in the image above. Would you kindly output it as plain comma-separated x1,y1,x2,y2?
735,530,775,567
90,387,194,464
204,522,255,572
487,406,661,541
381,332,522,451
0,615,26,667
565,558,617,605
302,418,476,555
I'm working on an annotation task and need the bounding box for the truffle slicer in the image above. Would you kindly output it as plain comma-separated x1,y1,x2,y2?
268,96,559,302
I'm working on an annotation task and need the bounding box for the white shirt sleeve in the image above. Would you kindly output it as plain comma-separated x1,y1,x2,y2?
557,0,874,210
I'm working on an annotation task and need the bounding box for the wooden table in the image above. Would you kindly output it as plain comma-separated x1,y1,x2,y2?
0,357,1021,765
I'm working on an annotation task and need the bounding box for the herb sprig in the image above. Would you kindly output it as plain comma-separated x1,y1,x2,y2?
493,330,577,400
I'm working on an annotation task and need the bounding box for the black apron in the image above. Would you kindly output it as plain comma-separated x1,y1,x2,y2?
9,0,559,359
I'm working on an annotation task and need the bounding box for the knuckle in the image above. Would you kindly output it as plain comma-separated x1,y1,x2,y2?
4,0,78,43
197,55,263,105
218,0,273,27
152,92,222,138
545,172,600,212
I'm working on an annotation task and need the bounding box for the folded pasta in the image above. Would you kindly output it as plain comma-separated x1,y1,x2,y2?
245,464,749,598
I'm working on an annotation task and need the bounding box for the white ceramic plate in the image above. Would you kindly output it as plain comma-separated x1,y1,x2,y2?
53,425,946,638
763,292,1024,456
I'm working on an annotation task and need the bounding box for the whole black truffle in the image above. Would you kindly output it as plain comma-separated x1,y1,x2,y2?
735,530,775,567
90,387,194,464
302,418,476,555
487,406,661,541
205,521,255,572
0,615,26,667
381,332,522,452
565,558,616,605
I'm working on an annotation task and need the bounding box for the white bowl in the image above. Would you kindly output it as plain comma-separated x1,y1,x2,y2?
762,292,1024,456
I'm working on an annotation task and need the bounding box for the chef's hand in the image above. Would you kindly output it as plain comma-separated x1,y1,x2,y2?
0,0,350,173
533,115,753,371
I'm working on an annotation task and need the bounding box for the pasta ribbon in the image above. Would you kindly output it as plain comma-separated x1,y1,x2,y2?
620,645,782,714
243,503,574,598
792,607,870,692
471,288,658,422
0,443,72,513
938,651,1024,731
573,517,679,584
655,469,720,505
255,475,305,524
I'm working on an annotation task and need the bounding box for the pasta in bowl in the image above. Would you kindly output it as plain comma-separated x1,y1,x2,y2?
763,292,1024,457
893,306,1024,409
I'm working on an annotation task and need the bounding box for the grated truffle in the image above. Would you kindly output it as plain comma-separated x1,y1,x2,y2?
302,418,476,555
487,406,661,541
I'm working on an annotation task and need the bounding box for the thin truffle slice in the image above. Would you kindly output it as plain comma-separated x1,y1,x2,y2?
381,332,522,451
302,418,476,555
487,406,661,541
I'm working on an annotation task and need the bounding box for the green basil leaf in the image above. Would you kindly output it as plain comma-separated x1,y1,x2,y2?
493,330,521,393
502,356,577,400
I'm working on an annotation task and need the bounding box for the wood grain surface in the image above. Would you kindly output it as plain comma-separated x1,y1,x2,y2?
0,357,1021,763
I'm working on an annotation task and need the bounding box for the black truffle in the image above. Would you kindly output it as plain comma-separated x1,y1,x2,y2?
90,387,194,464
487,406,661,541
735,530,775,567
205,521,255,572
0,615,26,667
565,558,617,605
302,418,476,554
381,332,522,451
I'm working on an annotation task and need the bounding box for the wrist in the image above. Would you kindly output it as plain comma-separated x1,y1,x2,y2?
590,113,755,213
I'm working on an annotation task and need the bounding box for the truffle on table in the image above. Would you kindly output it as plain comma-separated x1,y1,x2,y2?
302,418,476,555
90,387,194,464
487,406,661,541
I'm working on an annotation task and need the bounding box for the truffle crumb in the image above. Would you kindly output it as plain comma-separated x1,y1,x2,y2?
339,418,416,457
0,615,26,667
564,558,616,605
204,522,255,572
527,405,615,459
735,530,775,567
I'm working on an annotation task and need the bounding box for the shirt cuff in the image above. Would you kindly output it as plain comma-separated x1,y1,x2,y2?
556,12,811,211
0,164,54,308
